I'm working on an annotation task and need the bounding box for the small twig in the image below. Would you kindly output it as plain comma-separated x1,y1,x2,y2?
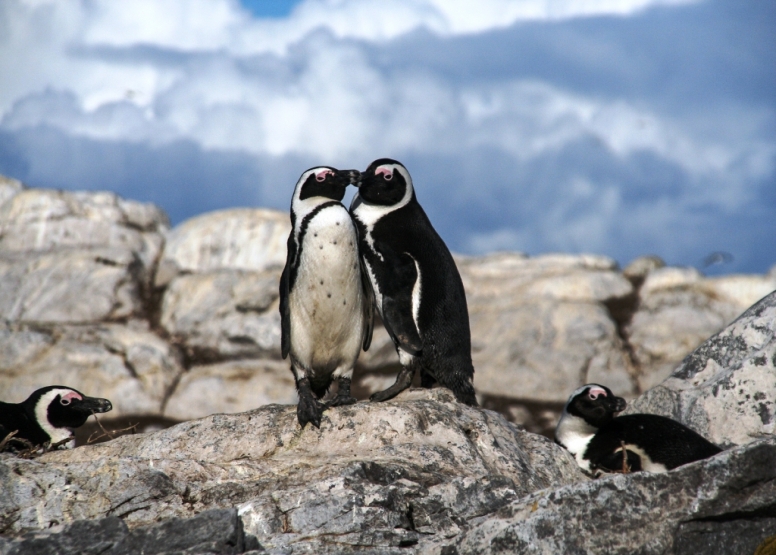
87,412,138,444
0,430,19,451
620,441,631,474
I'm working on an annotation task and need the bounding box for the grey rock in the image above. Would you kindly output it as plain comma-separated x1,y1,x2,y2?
0,249,144,324
164,359,296,421
627,266,776,390
0,388,584,545
160,270,281,361
0,321,183,418
457,253,637,402
0,188,168,278
622,255,665,282
0,176,23,208
450,437,776,555
0,508,259,555
626,290,776,448
161,208,290,275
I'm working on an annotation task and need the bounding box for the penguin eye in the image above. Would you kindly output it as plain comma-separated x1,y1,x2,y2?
60,397,71,406
315,170,332,182
375,167,393,181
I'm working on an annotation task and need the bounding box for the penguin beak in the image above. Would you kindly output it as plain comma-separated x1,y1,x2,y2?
72,396,113,415
612,396,626,413
337,169,361,187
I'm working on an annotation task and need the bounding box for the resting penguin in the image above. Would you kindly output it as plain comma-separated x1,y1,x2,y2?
348,158,477,406
280,166,374,428
0,386,112,449
555,384,722,474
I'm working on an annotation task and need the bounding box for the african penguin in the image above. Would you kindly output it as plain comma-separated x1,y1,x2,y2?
349,158,477,406
555,384,722,474
0,386,112,449
280,166,374,428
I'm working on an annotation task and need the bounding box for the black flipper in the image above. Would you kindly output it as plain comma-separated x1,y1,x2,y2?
360,258,375,352
279,230,297,360
378,250,423,353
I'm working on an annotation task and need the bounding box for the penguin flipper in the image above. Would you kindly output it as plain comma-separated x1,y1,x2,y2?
360,258,375,352
382,295,423,355
279,261,292,360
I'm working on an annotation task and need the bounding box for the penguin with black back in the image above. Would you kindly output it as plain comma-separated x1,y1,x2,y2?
555,383,722,474
0,386,112,449
349,158,477,405
280,166,374,428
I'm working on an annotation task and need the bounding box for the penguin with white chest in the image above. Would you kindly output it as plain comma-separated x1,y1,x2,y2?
555,384,722,474
1,386,112,449
280,166,373,428
349,158,477,406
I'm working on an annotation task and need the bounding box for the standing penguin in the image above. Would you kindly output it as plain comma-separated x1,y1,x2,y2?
349,158,477,405
280,166,373,428
1,386,112,449
555,384,722,474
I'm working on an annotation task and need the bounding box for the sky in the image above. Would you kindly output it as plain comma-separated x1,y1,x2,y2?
0,0,774,274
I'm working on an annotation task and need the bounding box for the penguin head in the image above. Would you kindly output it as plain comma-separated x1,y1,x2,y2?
293,166,350,205
563,384,626,428
22,386,113,445
353,158,415,207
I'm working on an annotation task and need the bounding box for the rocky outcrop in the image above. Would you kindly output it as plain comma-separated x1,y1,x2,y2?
627,290,776,448
0,389,584,551
450,437,776,555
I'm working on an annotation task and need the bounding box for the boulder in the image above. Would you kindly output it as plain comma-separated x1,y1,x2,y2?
456,253,637,402
0,175,23,208
0,388,584,552
0,321,183,418
158,208,290,281
626,266,776,390
0,188,168,280
159,269,282,361
164,359,296,421
0,249,144,324
450,437,776,555
626,290,776,448
0,508,259,555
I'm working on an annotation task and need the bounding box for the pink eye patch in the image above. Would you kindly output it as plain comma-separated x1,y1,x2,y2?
315,169,332,182
61,391,82,402
588,387,607,400
375,167,393,180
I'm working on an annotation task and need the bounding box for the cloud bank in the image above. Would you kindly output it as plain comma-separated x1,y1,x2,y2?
0,0,774,273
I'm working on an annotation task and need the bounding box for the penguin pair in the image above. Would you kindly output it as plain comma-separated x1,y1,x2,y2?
0,386,112,450
280,159,477,428
555,384,721,474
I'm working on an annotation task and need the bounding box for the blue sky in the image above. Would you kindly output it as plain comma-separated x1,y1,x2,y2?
0,0,774,274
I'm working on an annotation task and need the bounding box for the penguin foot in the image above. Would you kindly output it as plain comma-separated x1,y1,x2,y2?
369,367,414,402
296,377,325,428
326,394,357,408
297,396,325,428
326,377,357,407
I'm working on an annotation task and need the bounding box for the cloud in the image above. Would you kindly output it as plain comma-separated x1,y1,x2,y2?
0,0,774,274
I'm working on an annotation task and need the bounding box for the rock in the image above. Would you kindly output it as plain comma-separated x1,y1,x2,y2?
0,388,584,550
0,321,183,418
0,508,259,555
164,359,296,421
449,437,776,555
0,188,168,278
0,249,144,324
0,175,23,208
626,290,776,448
160,208,290,276
456,253,637,402
160,270,282,361
622,255,665,283
626,266,776,390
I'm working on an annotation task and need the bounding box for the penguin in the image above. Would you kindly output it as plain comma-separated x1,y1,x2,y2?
279,166,374,428
0,386,112,449
348,158,477,406
555,384,722,474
